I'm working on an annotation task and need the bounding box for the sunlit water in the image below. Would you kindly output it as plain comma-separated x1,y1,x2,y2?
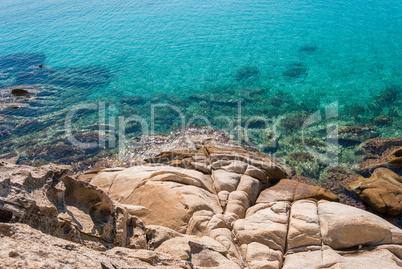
0,0,401,170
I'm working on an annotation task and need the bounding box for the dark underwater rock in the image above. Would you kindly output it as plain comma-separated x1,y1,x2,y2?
283,63,308,78
11,88,29,96
337,124,379,146
0,106,41,117
15,65,55,85
212,98,239,107
373,115,392,127
290,173,318,186
280,111,309,134
74,132,105,145
26,144,77,159
348,137,402,177
0,85,58,116
285,151,327,180
1,84,54,97
363,137,402,155
298,44,318,53
0,52,46,70
0,129,11,142
188,93,209,102
320,166,366,210
124,121,142,134
374,85,401,108
358,147,402,176
12,118,47,135
0,53,112,89
121,96,147,106
236,66,260,81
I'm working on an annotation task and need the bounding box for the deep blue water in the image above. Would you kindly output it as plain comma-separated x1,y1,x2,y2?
0,0,401,167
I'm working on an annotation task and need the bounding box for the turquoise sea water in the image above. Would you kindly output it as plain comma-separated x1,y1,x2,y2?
0,0,401,172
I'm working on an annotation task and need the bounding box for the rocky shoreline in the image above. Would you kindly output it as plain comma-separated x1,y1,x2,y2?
1,52,401,181
1,130,401,268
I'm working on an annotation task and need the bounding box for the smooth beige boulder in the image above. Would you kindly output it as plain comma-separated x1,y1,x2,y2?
287,200,321,251
233,202,290,252
318,201,402,249
127,181,221,233
90,166,222,233
155,236,241,268
211,169,242,193
256,179,339,203
145,225,184,250
225,191,250,219
237,175,262,204
242,242,283,269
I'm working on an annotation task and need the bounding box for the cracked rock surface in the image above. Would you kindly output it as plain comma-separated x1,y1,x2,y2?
1,134,402,268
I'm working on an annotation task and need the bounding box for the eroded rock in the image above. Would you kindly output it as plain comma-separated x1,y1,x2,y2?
1,136,402,269
348,168,402,216
0,161,136,249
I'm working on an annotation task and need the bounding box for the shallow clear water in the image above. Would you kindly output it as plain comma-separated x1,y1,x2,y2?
0,0,401,170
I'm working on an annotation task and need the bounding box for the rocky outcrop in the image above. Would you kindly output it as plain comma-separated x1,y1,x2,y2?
348,168,402,217
1,138,402,268
0,223,189,269
0,161,142,250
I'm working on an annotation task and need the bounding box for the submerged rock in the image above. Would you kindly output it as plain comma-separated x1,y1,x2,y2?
320,166,365,209
0,52,46,70
358,138,402,174
283,63,308,78
121,95,147,106
337,124,378,146
49,65,113,88
0,84,58,115
279,111,309,134
15,65,55,85
298,44,318,53
235,66,260,81
363,137,402,156
12,118,46,135
285,151,327,180
373,85,401,108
